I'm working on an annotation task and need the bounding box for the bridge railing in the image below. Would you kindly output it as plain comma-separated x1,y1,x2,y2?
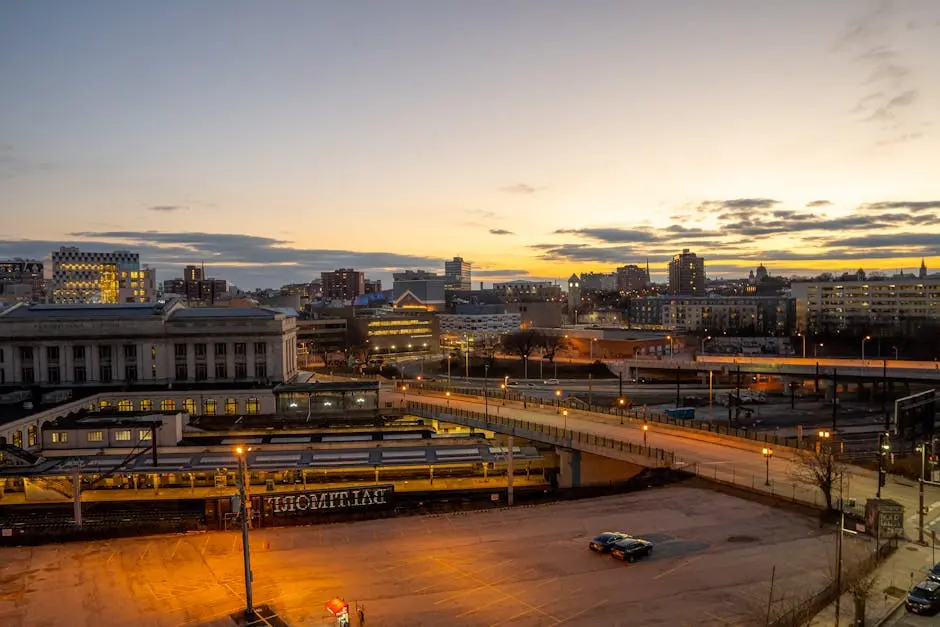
405,401,675,466
400,383,810,453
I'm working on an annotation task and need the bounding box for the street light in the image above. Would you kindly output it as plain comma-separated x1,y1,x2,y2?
618,397,625,425
700,335,712,355
590,337,597,360
861,335,871,360
666,335,673,357
797,332,806,359
562,409,568,431
400,384,407,408
554,388,561,413
762,447,774,486
642,423,649,447
814,342,824,358
233,446,254,618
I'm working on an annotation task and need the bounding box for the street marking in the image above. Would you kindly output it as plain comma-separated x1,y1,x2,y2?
653,554,705,580
703,610,735,625
556,598,608,624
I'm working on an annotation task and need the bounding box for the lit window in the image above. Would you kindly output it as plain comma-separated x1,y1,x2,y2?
138,429,152,441
160,399,176,411
225,398,237,415
204,399,217,416
245,398,260,415
184,398,196,414
118,400,133,411
139,399,153,411
51,432,69,444
87,431,104,442
99,400,111,409
114,430,132,442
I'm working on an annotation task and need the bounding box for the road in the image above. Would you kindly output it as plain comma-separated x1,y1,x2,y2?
392,390,940,536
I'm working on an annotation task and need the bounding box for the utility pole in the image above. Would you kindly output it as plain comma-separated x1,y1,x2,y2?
831,368,839,432
815,362,820,401
835,472,843,627
234,447,254,618
588,373,593,410
675,366,681,409
483,364,489,421
882,360,888,432
618,370,623,403
506,434,514,506
919,443,926,545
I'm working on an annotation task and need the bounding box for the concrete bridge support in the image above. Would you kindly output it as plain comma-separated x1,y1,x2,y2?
556,448,646,489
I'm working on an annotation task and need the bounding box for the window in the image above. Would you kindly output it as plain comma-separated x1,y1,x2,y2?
118,400,133,411
123,344,137,360
224,398,237,415
195,363,208,381
254,342,266,355
27,425,37,447
21,367,34,384
235,363,247,379
203,399,217,416
51,432,68,444
74,366,86,384
235,342,246,356
139,399,153,411
215,362,227,379
47,366,61,384
46,346,60,362
151,345,156,360
19,346,33,361
160,399,176,411
99,345,112,361
114,430,132,442
125,364,138,382
174,343,187,359
214,343,227,357
99,399,111,409
194,343,207,358
246,398,261,415
86,431,104,443
254,362,267,379
175,364,188,381
99,364,112,383
13,430,23,447
138,429,152,441
184,398,196,414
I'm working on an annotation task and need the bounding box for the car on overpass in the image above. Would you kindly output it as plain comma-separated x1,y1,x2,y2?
588,532,631,553
610,537,654,563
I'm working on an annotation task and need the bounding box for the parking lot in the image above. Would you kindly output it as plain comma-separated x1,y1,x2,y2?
0,483,857,626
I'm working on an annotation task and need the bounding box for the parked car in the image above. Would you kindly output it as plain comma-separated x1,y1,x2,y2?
589,532,631,553
609,538,654,563
906,579,940,615
928,562,940,582
544,378,560,385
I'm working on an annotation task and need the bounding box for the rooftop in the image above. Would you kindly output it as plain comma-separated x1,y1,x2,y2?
169,307,282,319
0,302,171,319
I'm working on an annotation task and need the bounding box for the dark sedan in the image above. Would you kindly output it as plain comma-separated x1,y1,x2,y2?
928,561,940,582
906,579,940,615
589,532,631,553
610,538,654,563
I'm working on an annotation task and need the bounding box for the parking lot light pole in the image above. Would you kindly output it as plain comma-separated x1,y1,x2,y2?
618,398,625,425
555,389,561,413
861,335,871,360
562,409,568,431
234,446,254,618
642,423,648,447
762,448,773,486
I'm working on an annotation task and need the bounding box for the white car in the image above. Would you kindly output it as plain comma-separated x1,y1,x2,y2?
544,378,560,385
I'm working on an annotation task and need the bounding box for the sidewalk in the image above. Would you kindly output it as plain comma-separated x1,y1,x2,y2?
810,538,939,626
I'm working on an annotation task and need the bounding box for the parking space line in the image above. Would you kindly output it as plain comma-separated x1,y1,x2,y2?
556,598,608,624
703,610,735,625
652,554,705,580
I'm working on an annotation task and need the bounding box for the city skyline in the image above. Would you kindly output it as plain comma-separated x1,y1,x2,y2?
2,1,940,288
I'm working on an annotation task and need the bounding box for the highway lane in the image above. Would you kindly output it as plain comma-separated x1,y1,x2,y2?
388,390,940,533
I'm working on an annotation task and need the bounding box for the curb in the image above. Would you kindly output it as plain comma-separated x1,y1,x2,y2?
872,596,906,627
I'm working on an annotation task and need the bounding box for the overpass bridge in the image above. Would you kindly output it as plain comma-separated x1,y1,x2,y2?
392,391,940,533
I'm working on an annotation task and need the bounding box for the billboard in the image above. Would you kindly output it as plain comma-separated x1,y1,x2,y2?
262,484,394,519
894,389,936,442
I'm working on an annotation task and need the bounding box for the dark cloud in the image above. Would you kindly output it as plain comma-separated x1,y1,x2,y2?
822,232,940,250
146,205,186,212
806,200,832,207
499,184,542,195
489,229,515,236
699,198,780,213
553,228,661,243
863,201,940,212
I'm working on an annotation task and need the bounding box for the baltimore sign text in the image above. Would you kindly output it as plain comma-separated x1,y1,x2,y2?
264,484,394,516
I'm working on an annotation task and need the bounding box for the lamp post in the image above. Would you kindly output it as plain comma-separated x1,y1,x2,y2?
633,349,639,383
814,342,824,358
590,337,597,360
700,335,711,355
483,364,489,420
666,335,673,357
642,423,648,447
234,446,254,618
918,443,927,545
562,409,568,431
892,346,899,360
797,332,806,359
445,390,451,408
618,397,625,425
400,384,407,408
762,447,774,486
447,353,452,387
555,388,561,413
861,335,871,360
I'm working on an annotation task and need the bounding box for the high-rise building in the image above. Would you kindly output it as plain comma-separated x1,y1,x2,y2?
668,249,706,296
579,272,618,291
616,265,649,292
444,257,472,290
364,279,383,294
46,247,155,304
321,268,365,300
0,259,45,302
163,265,227,303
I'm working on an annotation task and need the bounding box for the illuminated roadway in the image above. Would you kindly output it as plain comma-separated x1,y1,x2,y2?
386,389,940,535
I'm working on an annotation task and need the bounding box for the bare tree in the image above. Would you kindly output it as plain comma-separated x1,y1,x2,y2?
501,329,540,362
848,568,879,627
790,444,846,513
539,331,569,363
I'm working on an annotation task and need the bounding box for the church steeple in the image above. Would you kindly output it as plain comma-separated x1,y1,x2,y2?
920,258,928,278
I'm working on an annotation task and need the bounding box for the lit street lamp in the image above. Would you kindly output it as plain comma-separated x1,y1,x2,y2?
234,446,255,618
400,384,407,408
618,397,625,425
814,342,824,358
797,332,806,359
700,335,711,355
762,447,774,486
642,423,648,447
861,335,871,360
590,337,597,360
666,335,674,357
554,388,562,412
562,409,568,431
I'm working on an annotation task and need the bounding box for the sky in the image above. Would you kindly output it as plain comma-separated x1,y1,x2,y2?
2,0,940,289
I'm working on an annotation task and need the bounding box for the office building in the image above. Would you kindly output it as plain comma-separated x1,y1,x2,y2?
492,280,562,302
364,279,383,294
0,260,44,302
45,247,155,304
792,278,940,334
163,265,228,304
444,257,472,290
0,299,298,388
616,264,650,292
627,295,793,334
579,272,617,292
437,305,521,341
321,268,365,301
393,270,446,310
349,311,439,356
668,249,706,296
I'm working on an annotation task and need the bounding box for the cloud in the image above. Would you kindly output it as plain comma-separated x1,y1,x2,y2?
863,201,940,212
822,232,940,250
553,228,662,243
697,198,780,213
473,269,531,278
499,184,542,195
0,144,54,179
806,200,832,207
489,228,515,236
146,205,186,212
